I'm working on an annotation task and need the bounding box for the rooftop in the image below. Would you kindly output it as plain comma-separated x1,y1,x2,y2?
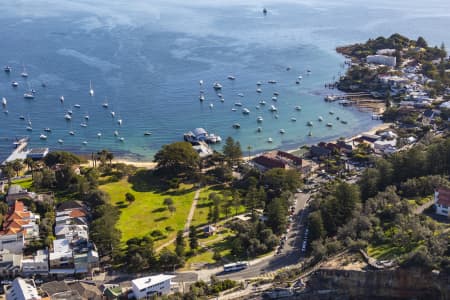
437,187,450,207
132,274,175,290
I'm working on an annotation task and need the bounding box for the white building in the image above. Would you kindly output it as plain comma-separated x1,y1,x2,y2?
132,274,175,298
21,250,49,276
376,49,396,55
367,55,396,67
373,140,397,154
5,277,41,300
435,187,450,218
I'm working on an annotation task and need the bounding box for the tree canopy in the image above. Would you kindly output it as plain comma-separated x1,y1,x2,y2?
154,142,200,178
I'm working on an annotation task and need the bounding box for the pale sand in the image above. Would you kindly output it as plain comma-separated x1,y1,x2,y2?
81,123,394,167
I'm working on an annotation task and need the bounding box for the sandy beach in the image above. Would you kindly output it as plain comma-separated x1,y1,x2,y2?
88,122,394,167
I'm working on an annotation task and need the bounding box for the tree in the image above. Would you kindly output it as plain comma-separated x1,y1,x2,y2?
263,168,301,194
168,204,176,216
222,137,242,164
11,159,23,177
266,198,287,235
163,197,174,208
175,230,185,257
189,226,198,250
308,211,325,241
416,36,428,48
232,190,241,216
1,162,15,184
154,142,200,178
125,192,135,203
44,151,81,167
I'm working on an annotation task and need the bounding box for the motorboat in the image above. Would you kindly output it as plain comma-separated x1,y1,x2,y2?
23,92,34,99
21,65,28,77
19,115,25,120
295,106,302,111
144,131,152,136
102,101,109,108
231,108,237,112
67,109,73,115
326,123,333,127
11,81,19,87
263,8,267,14
117,118,123,126
2,97,7,106
307,121,313,126
111,111,116,117
199,94,205,101
329,111,335,115
85,114,90,120
199,80,203,85
3,66,12,73
39,134,47,140
74,104,81,108
256,81,262,86
272,96,277,101
257,127,262,132
119,137,125,142
82,141,88,145
58,139,64,144
242,108,250,114
234,102,243,106
3,110,8,114
273,92,279,96
267,137,273,143
44,128,51,132
298,75,303,80
280,129,286,134
257,116,263,123
232,123,241,129
97,132,102,138
255,105,260,109
114,130,119,136
220,97,225,102
341,120,348,124
336,116,340,120
209,103,214,109
259,100,266,106
291,117,297,122
64,114,72,121
256,88,262,93
275,114,279,119
213,82,222,90
60,96,64,103
217,93,222,98
318,116,323,121
269,105,277,112
26,126,33,131
268,80,277,84
227,75,236,80
308,130,312,136
325,95,336,102
89,80,94,96
295,80,300,84
80,123,88,127
69,131,75,136
237,93,244,97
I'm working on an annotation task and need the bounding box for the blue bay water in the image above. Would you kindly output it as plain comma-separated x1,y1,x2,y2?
0,0,449,161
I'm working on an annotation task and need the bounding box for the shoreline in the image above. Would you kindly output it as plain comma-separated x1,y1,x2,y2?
87,122,392,168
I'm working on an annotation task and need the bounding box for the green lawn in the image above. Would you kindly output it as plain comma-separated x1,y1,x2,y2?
99,170,197,247
367,243,419,260
11,177,33,190
191,185,246,228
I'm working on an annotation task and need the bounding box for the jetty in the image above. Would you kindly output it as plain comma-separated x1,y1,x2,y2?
2,137,30,165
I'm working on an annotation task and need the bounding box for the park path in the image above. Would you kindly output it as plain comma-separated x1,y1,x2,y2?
156,188,201,252
413,199,434,214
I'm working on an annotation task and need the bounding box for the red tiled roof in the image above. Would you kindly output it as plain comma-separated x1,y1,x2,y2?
437,187,450,206
253,155,286,169
1,200,30,236
69,208,87,218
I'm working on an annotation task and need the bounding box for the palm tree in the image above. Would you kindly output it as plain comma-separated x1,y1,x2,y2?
2,162,15,184
12,159,23,177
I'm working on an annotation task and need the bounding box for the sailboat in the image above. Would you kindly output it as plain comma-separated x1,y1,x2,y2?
60,96,65,103
2,97,7,106
102,97,109,108
20,64,28,78
89,81,94,96
117,118,123,126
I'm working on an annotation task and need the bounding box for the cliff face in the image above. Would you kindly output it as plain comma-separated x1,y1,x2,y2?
306,267,449,300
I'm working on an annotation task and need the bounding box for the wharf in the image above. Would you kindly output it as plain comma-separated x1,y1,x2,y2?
2,137,30,165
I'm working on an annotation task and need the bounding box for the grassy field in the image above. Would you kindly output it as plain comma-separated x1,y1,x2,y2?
11,177,33,189
191,185,246,228
99,170,197,247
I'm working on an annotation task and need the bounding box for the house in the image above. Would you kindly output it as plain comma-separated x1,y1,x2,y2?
422,109,441,125
5,185,34,205
131,274,176,299
373,140,397,154
0,201,40,253
21,250,49,276
203,225,216,236
434,187,450,218
41,281,82,300
366,55,396,67
103,285,123,300
252,155,286,171
0,249,22,278
26,148,49,160
5,277,44,300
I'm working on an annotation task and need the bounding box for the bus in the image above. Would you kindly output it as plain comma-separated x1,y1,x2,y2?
223,261,249,272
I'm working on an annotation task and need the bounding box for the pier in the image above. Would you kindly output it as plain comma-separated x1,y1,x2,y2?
2,137,30,165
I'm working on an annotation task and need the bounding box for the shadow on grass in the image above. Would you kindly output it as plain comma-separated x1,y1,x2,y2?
117,204,128,209
155,216,169,222
152,207,166,213
196,202,213,209
128,169,196,196
162,186,197,196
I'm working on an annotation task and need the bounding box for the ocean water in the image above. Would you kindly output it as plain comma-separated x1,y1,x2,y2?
0,0,449,161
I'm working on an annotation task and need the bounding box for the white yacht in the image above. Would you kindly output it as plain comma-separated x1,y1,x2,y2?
3,66,12,73
84,114,90,120
209,103,214,109
268,80,277,84
39,134,47,140
231,108,237,112
280,129,286,134
97,132,102,138
257,116,263,123
213,82,222,90
227,75,236,80
259,100,266,105
44,128,51,132
272,96,277,101
21,65,28,77
199,94,205,101
23,92,34,99
232,123,241,129
19,115,25,120
58,139,64,144
26,126,32,131
117,118,123,126
80,123,88,127
217,93,223,98
102,100,109,108
256,81,262,86
220,97,225,102
144,131,152,136
234,102,243,107
326,123,333,127
329,111,335,115
69,131,75,136
114,130,119,136
273,92,279,96
199,79,203,85
237,93,244,97
89,81,94,96
256,88,262,93
291,117,297,122
269,105,277,112
119,137,125,142
295,106,302,111
82,141,88,145
2,97,7,106
111,111,116,118
67,109,73,115
74,104,81,108
64,114,72,120
11,81,19,87
307,121,313,126
267,137,273,143
242,108,250,114
318,116,323,121
60,96,64,103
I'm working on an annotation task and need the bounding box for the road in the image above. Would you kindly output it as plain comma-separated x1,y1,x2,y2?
215,191,310,280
